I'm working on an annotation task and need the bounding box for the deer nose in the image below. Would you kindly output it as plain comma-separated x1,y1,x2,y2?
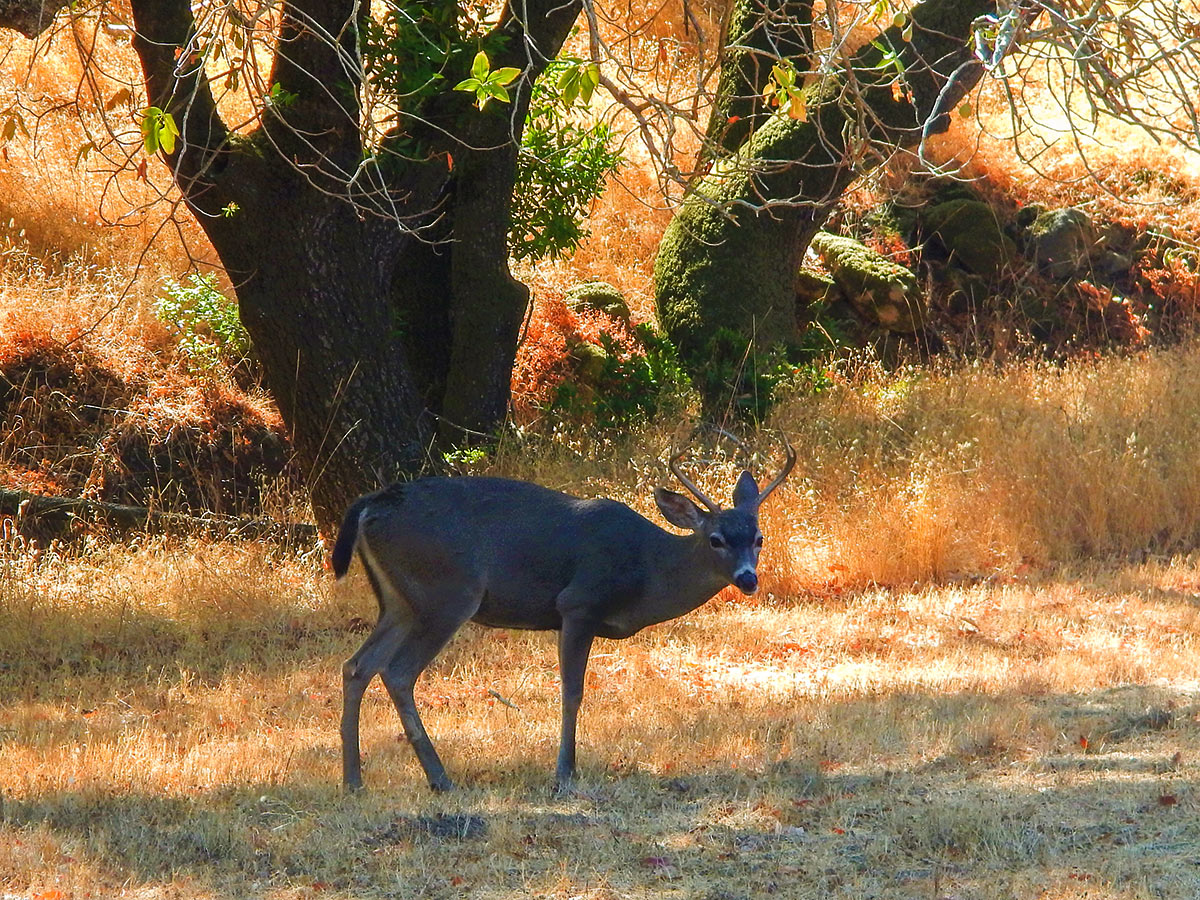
732,570,758,595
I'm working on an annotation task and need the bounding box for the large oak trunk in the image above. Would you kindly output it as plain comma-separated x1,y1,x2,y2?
118,0,580,532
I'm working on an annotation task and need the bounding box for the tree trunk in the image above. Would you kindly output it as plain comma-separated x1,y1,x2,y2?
703,0,815,162
116,0,580,532
656,0,992,379
199,159,433,532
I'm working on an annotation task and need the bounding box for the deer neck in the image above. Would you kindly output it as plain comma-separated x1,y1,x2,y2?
641,530,729,622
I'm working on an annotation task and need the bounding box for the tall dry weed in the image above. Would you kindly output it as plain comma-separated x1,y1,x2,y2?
764,345,1200,591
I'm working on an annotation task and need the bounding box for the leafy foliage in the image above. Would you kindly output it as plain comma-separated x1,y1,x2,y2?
364,8,617,262
510,59,622,261
155,275,252,373
551,324,691,429
362,0,494,108
454,50,521,110
139,106,179,155
697,328,834,423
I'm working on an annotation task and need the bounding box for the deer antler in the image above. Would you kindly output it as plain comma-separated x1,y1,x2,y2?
669,445,721,512
755,433,796,506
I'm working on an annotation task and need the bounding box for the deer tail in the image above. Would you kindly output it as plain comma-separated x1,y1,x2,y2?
331,495,372,579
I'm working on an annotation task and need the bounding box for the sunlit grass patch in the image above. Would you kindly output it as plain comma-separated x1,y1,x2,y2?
4,537,1200,898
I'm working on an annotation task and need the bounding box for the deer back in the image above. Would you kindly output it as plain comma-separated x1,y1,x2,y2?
343,477,681,631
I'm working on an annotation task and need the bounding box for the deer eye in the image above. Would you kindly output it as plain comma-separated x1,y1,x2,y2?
709,534,726,549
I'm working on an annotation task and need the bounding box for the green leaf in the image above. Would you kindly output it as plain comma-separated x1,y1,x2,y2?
491,66,521,86
580,64,599,104
140,106,179,155
159,112,179,153
471,50,490,80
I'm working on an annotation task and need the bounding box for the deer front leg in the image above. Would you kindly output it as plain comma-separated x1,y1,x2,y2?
555,618,595,793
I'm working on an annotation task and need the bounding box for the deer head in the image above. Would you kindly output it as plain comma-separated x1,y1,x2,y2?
654,435,796,595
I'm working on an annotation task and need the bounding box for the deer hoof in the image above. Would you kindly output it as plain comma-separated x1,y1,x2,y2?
552,776,576,798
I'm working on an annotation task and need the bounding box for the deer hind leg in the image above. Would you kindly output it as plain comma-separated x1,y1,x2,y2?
341,613,411,792
378,586,482,793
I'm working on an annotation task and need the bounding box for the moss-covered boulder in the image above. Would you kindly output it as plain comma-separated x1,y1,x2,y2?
567,339,610,383
922,198,1017,276
796,267,839,308
1027,207,1095,279
810,232,926,332
565,281,632,323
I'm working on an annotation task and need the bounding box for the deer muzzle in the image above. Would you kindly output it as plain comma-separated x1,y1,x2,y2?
732,569,758,595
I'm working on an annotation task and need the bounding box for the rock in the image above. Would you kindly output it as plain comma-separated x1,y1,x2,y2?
567,340,609,382
809,232,926,332
921,198,1018,276
565,281,631,323
1014,203,1046,231
795,268,838,308
1095,251,1133,278
1027,207,1096,279
927,177,983,205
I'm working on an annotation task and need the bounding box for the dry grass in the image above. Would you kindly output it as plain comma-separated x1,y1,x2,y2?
5,9,1200,900
760,345,1200,592
3,535,1200,900
5,347,1200,899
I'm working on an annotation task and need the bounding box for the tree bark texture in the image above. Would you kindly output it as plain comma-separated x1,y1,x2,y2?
0,0,68,37
656,0,994,374
121,0,580,531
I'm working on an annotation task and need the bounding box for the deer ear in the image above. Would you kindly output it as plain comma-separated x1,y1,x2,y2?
732,470,760,509
655,488,707,531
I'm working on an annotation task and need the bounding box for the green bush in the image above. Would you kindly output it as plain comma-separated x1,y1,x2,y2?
552,324,692,429
697,327,834,422
510,59,623,261
155,274,252,372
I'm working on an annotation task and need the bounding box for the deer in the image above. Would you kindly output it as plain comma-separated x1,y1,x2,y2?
330,437,796,793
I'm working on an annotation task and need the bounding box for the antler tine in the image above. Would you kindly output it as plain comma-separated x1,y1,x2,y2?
669,445,721,512
755,433,797,506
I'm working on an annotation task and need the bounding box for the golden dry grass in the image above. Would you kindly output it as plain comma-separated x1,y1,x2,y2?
5,345,1200,899
5,8,1200,900
4,535,1200,900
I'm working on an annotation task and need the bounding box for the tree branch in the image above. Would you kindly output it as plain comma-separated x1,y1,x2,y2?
128,0,229,188
270,0,364,164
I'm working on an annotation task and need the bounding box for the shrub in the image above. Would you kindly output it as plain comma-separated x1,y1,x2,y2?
697,328,834,423
551,323,692,429
155,274,252,373
510,60,624,261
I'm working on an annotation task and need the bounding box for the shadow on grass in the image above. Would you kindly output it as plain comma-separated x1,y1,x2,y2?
6,683,1200,898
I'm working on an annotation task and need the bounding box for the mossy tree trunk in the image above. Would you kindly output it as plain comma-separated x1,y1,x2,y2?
111,0,581,531
702,0,815,163
656,0,994,377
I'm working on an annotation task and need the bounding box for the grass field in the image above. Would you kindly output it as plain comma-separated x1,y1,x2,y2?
4,471,1200,898
5,7,1200,899
7,341,1200,900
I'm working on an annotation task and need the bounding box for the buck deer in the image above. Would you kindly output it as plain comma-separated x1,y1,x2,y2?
331,438,795,793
